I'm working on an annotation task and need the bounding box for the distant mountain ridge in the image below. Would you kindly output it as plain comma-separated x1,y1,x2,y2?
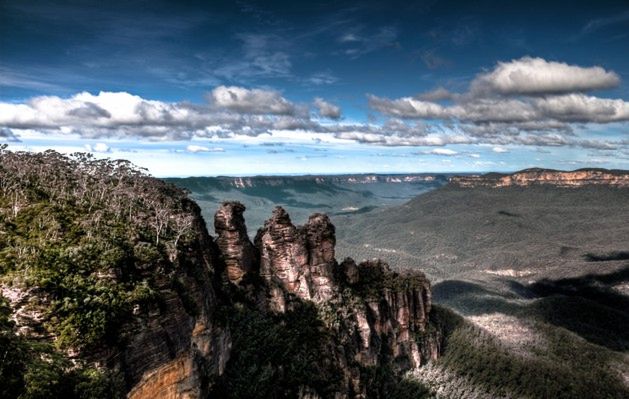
450,168,629,188
173,173,448,190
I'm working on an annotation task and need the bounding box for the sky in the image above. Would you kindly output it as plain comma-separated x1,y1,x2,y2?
1,0,628,176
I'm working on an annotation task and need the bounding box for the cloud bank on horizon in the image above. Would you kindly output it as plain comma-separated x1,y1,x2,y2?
1,0,628,175
2,58,627,148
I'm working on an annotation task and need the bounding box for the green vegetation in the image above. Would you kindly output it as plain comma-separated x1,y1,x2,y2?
411,306,628,399
336,185,629,280
0,148,199,397
0,296,125,398
209,301,344,398
341,259,429,301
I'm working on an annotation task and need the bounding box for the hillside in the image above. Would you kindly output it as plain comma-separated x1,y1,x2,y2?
336,183,629,282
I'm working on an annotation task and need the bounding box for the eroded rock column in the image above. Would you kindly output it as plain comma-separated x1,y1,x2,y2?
214,201,258,284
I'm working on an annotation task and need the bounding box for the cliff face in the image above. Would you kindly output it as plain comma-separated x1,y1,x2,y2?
214,201,258,284
124,200,231,399
254,207,337,309
214,202,439,396
450,168,629,188
336,258,437,371
225,174,440,189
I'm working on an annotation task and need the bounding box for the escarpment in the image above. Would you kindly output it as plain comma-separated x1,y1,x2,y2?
0,150,231,399
450,168,629,188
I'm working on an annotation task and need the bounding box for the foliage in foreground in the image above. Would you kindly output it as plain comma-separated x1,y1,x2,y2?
0,148,198,397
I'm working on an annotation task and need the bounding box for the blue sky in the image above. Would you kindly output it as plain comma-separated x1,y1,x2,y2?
1,0,628,176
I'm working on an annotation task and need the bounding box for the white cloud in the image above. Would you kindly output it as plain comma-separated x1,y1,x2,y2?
1,73,626,154
492,146,509,153
368,94,453,119
471,57,620,95
533,94,629,122
209,85,296,115
430,148,458,156
368,57,629,142
369,93,629,125
314,98,341,119
93,142,110,152
186,145,225,153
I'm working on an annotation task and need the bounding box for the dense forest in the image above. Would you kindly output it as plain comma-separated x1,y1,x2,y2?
0,146,198,398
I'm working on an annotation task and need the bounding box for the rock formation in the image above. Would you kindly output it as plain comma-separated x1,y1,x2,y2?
120,199,231,399
0,150,444,399
252,207,338,310
3,190,439,398
450,168,629,188
214,201,440,395
214,201,258,284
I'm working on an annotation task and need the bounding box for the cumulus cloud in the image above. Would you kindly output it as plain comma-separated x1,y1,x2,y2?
0,89,320,140
368,94,452,119
314,98,341,119
0,69,626,154
368,56,629,146
492,146,509,153
470,57,620,95
417,87,454,102
369,93,629,125
209,86,296,115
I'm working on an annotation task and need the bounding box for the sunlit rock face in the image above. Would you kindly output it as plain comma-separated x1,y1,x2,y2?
256,206,311,307
252,207,338,310
218,204,439,375
214,201,258,284
450,168,629,188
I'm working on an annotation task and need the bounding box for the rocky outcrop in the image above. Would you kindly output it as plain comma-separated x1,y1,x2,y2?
214,201,258,284
0,151,440,399
251,207,337,310
5,197,438,399
304,213,337,302
337,259,436,371
214,202,440,393
450,168,629,188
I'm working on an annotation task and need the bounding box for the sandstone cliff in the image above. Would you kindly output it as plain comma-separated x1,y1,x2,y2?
449,168,629,188
213,202,440,397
